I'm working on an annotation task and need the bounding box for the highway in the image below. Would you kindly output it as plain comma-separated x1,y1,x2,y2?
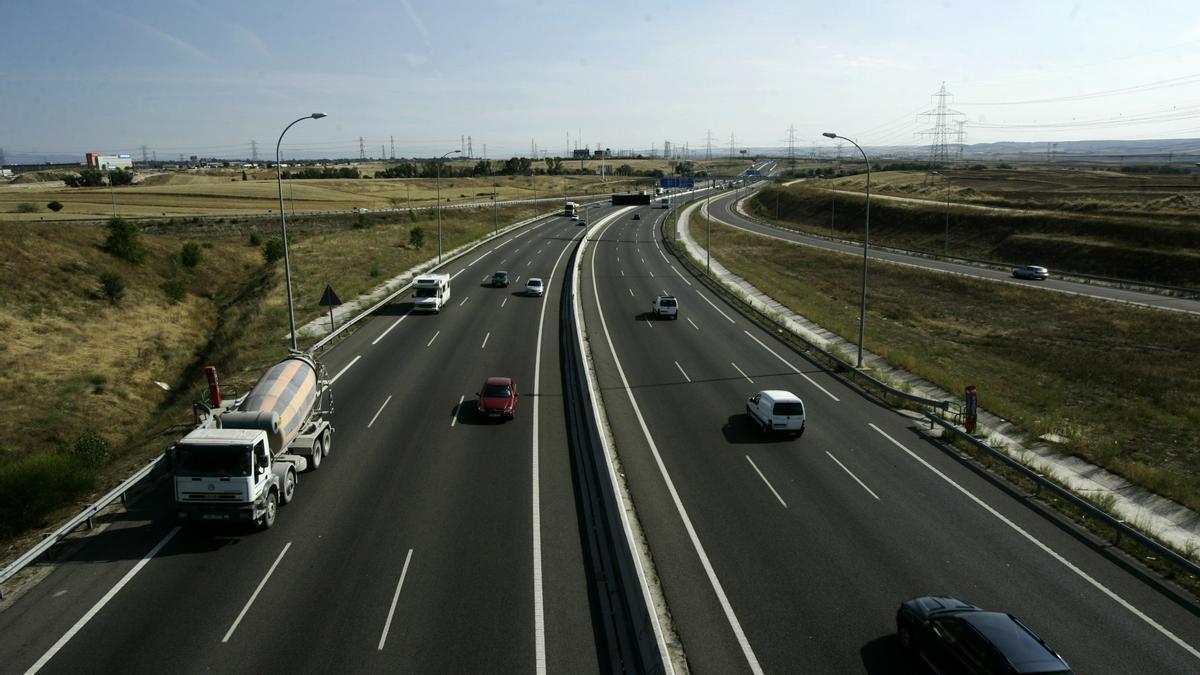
0,210,614,673
2,188,1199,674
576,202,1200,672
708,186,1200,315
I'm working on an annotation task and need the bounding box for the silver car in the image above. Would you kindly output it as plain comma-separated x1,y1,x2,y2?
1012,265,1049,280
525,277,544,297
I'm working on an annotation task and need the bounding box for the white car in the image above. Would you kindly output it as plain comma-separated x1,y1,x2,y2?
746,390,806,437
1012,265,1049,280
525,277,544,297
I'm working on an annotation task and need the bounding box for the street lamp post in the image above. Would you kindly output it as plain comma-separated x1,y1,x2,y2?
436,149,462,264
276,112,327,351
823,132,871,368
705,190,712,274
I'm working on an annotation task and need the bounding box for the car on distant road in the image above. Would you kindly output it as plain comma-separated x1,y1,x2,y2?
1012,265,1050,280
745,390,805,437
651,295,678,319
476,377,518,421
896,595,1071,674
491,270,509,287
525,277,544,297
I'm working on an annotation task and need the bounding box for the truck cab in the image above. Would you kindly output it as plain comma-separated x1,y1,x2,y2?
171,428,305,529
413,274,451,312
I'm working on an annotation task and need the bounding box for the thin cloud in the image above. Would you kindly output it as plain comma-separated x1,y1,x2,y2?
85,1,212,63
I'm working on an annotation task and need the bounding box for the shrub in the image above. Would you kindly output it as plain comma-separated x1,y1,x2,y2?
63,168,105,188
262,236,285,264
99,272,126,304
103,217,146,264
0,453,94,540
71,431,112,468
108,168,133,186
409,226,426,249
15,202,38,213
47,201,64,212
180,241,202,268
248,231,263,246
161,279,187,303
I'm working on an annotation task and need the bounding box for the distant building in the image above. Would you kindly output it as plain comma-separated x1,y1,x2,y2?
85,152,133,170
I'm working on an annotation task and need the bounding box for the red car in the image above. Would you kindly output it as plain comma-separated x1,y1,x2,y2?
477,377,518,420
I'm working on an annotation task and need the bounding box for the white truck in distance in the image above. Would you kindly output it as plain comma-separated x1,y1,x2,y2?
169,354,334,529
413,273,451,312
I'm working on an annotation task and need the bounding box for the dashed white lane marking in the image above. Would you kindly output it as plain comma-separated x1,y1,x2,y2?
694,290,735,323
629,289,635,297
501,297,508,308
742,331,840,402
868,423,1200,661
459,296,470,307
223,542,291,643
746,456,788,508
470,252,488,265
378,548,414,650
675,360,692,383
451,395,465,427
367,395,393,428
826,451,880,501
687,317,700,330
372,314,409,345
330,355,362,384
451,269,466,280
427,331,440,347
481,332,491,349
731,362,754,384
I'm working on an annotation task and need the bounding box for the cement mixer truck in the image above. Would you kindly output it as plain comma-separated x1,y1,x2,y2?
169,353,334,529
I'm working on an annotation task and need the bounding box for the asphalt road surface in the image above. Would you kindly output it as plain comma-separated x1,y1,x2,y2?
576,203,1200,672
0,211,611,674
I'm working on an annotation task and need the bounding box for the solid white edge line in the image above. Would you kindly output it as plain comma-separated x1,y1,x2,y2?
367,395,393,429
222,542,292,643
742,330,840,402
825,451,880,501
481,332,490,349
426,330,440,347
470,252,488,265
24,526,181,675
731,362,754,384
589,212,762,674
674,360,692,383
745,456,788,509
451,394,464,427
868,423,1200,661
531,225,588,674
687,318,699,330
377,548,414,650
576,208,675,674
693,289,735,323
330,355,362,384
372,314,409,345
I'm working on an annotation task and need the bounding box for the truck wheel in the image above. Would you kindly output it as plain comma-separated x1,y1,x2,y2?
260,491,278,530
763,421,773,436
321,428,332,457
280,468,296,505
309,439,323,470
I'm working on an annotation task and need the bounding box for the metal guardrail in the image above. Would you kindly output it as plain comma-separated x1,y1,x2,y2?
659,209,952,413
561,233,665,673
0,456,163,598
924,413,1200,579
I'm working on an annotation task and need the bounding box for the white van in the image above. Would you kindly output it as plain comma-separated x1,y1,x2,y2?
746,390,806,437
412,274,451,313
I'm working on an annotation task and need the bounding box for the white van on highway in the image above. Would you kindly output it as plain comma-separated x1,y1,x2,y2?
746,390,806,437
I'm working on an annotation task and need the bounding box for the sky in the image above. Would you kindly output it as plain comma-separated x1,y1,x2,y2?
3,0,1200,162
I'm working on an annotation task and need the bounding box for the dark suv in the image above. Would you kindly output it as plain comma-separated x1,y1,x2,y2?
491,270,509,287
896,596,1070,674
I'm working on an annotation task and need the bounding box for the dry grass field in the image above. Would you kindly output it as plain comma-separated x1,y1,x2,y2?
0,157,746,223
688,210,1200,513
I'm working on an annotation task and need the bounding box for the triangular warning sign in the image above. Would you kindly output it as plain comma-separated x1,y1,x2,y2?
319,284,342,307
